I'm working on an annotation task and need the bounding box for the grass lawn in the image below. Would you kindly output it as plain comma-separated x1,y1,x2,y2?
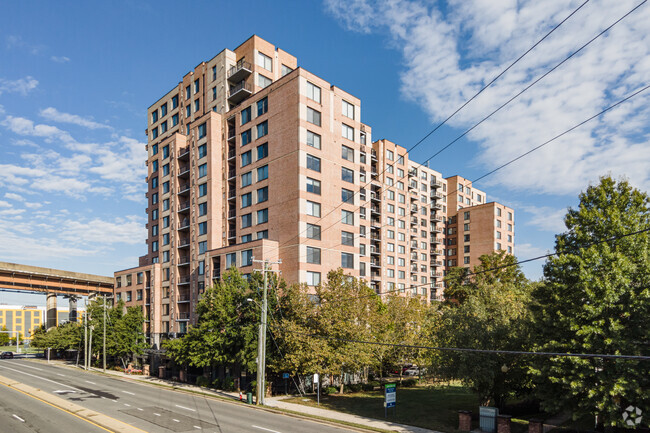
0,344,41,354
285,383,479,432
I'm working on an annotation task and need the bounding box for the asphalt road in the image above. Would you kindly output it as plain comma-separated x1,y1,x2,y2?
0,359,351,433
0,378,108,432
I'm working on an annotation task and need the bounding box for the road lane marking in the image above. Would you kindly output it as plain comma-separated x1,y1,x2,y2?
173,419,180,422
175,404,196,412
0,382,113,432
154,413,161,416
57,373,66,377
12,414,25,422
137,408,143,411
12,363,43,371
124,403,131,407
53,390,76,394
85,380,96,385
194,426,202,430
0,365,83,392
122,390,135,395
252,426,282,433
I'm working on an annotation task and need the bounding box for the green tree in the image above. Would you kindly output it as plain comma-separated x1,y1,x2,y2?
0,325,10,346
532,176,650,426
433,251,534,407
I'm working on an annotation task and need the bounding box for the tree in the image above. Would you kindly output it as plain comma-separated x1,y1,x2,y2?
532,176,650,426
432,251,534,407
0,325,10,346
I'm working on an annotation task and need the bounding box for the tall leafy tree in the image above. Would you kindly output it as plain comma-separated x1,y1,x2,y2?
0,325,10,346
532,176,650,426
433,251,534,407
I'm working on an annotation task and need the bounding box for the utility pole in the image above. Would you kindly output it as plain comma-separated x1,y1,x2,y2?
84,298,88,370
252,257,281,406
103,295,106,373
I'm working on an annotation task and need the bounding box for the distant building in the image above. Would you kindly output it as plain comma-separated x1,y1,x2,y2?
0,305,85,340
114,35,515,346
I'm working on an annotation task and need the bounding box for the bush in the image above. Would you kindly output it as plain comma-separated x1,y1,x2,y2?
325,386,338,395
401,379,417,388
222,376,235,392
362,380,380,391
348,383,362,393
196,376,210,387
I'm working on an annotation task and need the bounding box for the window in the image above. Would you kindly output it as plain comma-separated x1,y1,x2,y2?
162,251,170,263
307,154,321,172
194,99,200,113
342,210,354,225
241,129,252,146
185,85,191,100
306,177,321,195
257,97,268,116
212,87,217,101
342,124,354,141
306,271,321,286
194,78,200,94
306,247,321,264
256,121,268,138
341,145,354,162
342,100,355,119
398,194,405,204
160,120,168,133
341,231,354,246
172,113,179,126
172,95,179,109
342,188,354,203
497,220,502,228
464,211,470,220
508,212,513,221
307,82,321,103
242,249,253,266
257,208,268,224
242,107,251,124
241,151,252,167
163,145,169,159
151,241,158,252
212,65,217,80
152,143,158,156
257,165,268,181
242,172,252,187
151,126,158,139
282,64,293,76
226,253,236,268
162,181,170,193
199,183,207,197
152,110,158,123
464,223,470,231
508,234,512,242
160,103,168,117
387,229,394,239
198,143,207,158
162,216,169,228
464,234,470,242
341,167,354,183
241,213,252,228
257,52,273,71
151,192,158,205
307,131,321,149
257,186,268,203
186,105,191,117
152,160,159,173
397,155,404,165
257,230,268,239
162,233,169,245
496,231,502,239
386,150,394,161
242,192,252,208
258,74,272,88
307,107,321,126
307,223,321,240
508,224,513,232
341,252,354,269
198,163,207,178
257,143,268,160
199,222,208,235
497,207,502,217
496,242,502,250
152,224,158,236
307,201,321,217
199,202,207,216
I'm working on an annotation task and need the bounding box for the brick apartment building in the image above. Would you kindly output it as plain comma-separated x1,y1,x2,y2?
114,35,514,346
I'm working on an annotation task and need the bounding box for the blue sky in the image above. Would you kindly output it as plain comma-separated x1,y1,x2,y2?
1,0,649,305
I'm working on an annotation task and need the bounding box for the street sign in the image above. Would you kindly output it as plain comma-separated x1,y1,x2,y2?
282,373,289,379
384,383,396,417
313,373,319,383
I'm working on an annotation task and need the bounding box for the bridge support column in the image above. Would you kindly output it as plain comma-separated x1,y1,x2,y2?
46,292,57,329
69,296,78,323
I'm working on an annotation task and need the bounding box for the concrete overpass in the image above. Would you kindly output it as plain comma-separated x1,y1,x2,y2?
0,262,114,328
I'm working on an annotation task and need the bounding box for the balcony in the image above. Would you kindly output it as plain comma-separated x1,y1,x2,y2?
178,256,190,266
178,219,190,230
371,205,381,215
371,219,381,229
177,312,190,321
431,236,443,244
178,166,190,178
370,272,381,281
370,233,381,241
370,259,380,268
177,148,190,160
431,203,443,210
178,291,191,303
228,229,236,239
178,238,190,248
431,249,443,255
371,149,377,160
228,81,253,104
178,202,190,213
227,60,252,83
370,245,380,255
178,184,191,195
178,275,191,285
228,129,236,142
408,169,417,178
410,217,418,226
431,180,443,189
228,208,236,219
431,214,443,222
431,191,443,200
431,260,443,267
370,192,380,202
228,188,236,200
227,148,236,160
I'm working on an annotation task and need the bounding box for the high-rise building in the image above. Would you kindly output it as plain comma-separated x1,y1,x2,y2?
114,35,514,345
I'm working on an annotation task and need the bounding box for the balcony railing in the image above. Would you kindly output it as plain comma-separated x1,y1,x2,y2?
228,81,253,104
227,60,252,82
177,312,190,320
228,209,236,219
178,256,190,265
178,220,190,230
178,202,190,212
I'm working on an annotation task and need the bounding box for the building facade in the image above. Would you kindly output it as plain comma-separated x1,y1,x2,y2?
0,305,83,340
114,35,515,345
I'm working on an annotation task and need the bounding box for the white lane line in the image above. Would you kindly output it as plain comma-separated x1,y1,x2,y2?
0,365,83,392
137,408,143,411
124,403,131,407
122,390,135,395
173,419,180,423
154,413,161,416
193,426,202,430
12,414,25,422
175,404,196,412
85,380,96,385
12,363,43,371
57,373,66,377
252,426,282,433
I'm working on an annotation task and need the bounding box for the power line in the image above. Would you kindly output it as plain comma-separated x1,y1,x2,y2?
260,0,595,260
289,83,650,268
281,330,650,361
264,0,646,263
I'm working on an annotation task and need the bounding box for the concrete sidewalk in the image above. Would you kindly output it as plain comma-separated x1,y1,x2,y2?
41,360,441,433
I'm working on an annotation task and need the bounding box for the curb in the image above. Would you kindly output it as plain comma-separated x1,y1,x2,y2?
0,374,145,433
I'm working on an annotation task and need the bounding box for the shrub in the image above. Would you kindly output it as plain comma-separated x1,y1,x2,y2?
222,376,235,392
362,381,380,391
325,386,338,395
348,383,362,393
401,379,417,388
196,376,210,387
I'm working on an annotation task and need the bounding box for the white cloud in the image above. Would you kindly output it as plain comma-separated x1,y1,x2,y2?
515,242,551,260
0,200,11,208
521,205,568,233
59,216,146,246
3,193,24,202
50,56,70,63
0,76,38,96
2,115,74,143
325,0,650,195
39,107,110,130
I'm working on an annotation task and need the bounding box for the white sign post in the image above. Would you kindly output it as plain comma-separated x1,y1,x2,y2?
313,374,320,405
